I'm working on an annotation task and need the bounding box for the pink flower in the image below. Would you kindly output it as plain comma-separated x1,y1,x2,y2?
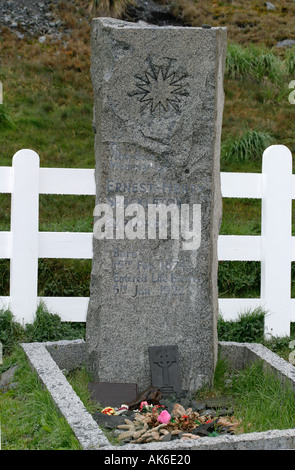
157,410,171,424
139,401,149,411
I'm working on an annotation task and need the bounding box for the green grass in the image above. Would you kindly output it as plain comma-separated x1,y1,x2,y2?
66,365,98,415
198,357,295,434
0,304,85,356
221,129,275,164
217,307,266,343
0,347,82,450
285,46,295,76
225,44,285,83
229,361,295,433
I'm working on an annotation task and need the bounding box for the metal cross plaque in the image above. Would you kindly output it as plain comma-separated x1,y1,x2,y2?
148,345,182,397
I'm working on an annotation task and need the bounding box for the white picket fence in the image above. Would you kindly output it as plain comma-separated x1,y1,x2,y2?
0,145,294,336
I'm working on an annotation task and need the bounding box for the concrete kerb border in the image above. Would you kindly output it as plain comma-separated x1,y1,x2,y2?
21,339,295,450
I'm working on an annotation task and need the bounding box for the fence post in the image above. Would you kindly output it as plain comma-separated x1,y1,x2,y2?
261,145,293,337
10,149,40,325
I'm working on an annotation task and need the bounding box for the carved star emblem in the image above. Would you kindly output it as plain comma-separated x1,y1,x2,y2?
129,60,189,115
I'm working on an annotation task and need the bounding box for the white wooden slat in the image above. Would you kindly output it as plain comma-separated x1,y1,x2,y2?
39,168,96,195
0,296,10,311
38,232,93,259
218,235,261,261
39,296,89,322
261,145,293,337
0,167,13,193
292,237,295,261
292,174,295,200
10,150,40,324
221,172,262,198
218,298,263,321
0,232,11,258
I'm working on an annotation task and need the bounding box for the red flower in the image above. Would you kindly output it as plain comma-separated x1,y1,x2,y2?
152,405,164,412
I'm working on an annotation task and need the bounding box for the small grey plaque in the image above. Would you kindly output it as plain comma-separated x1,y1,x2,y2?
88,382,138,407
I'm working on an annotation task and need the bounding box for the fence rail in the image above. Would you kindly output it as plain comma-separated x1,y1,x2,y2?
0,145,294,336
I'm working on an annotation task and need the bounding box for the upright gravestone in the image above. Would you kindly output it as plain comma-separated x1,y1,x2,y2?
86,18,227,392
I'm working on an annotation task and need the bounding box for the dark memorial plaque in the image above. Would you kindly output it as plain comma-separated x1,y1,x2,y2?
149,345,182,397
88,382,138,407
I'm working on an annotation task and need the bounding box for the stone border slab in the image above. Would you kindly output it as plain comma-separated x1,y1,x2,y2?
21,339,295,450
21,340,109,450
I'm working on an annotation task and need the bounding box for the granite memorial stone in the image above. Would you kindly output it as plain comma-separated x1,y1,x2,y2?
86,18,227,392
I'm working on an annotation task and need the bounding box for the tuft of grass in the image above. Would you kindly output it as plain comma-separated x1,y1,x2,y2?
225,44,284,83
0,309,25,356
0,304,85,355
218,307,266,343
0,105,14,128
285,46,295,76
221,129,275,164
38,259,91,298
24,302,85,343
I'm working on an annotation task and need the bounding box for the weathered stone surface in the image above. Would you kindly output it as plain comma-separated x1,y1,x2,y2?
86,18,227,392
